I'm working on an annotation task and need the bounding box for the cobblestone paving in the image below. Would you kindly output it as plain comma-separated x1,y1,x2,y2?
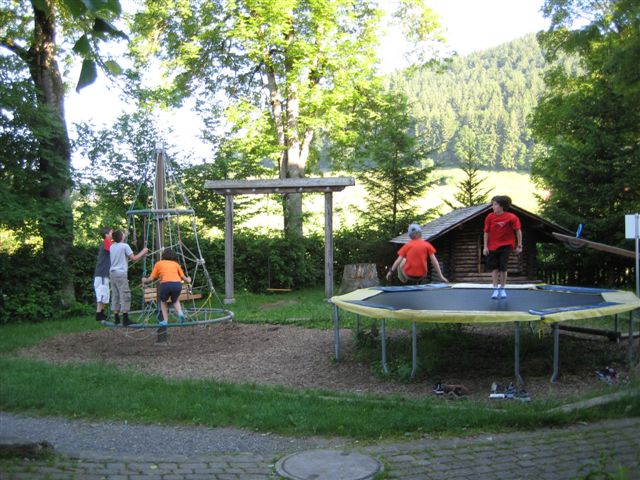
363,417,640,479
1,417,639,479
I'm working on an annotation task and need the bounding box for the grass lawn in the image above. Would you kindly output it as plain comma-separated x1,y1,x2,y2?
1,288,638,440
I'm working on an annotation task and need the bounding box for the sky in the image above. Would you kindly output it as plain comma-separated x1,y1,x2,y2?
431,0,549,54
378,0,550,72
66,0,550,164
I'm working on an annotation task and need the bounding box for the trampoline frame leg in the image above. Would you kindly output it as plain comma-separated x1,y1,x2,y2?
551,322,560,383
514,321,524,386
333,304,340,361
353,314,360,341
411,322,417,378
381,319,389,375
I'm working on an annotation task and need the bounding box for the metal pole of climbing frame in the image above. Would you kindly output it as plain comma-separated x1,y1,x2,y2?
155,149,167,342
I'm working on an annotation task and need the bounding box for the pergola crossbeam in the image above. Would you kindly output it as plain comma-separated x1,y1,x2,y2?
204,177,355,303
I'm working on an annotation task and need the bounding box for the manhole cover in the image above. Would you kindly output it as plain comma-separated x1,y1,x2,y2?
275,449,383,480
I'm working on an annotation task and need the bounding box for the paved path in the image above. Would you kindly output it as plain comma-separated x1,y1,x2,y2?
1,412,639,479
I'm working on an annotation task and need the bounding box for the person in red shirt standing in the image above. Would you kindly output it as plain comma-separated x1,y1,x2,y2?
483,195,522,299
386,224,448,285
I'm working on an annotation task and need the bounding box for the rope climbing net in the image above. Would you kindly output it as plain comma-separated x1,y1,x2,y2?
102,147,233,333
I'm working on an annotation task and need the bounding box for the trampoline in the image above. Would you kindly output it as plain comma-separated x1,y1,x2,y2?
331,283,640,383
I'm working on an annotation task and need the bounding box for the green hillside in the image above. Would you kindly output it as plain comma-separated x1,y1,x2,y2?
424,168,541,213
389,34,577,172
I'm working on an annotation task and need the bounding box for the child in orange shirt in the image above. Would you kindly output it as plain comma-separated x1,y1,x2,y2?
386,223,448,284
142,248,192,325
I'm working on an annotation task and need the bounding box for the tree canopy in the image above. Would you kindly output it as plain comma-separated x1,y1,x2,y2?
530,0,640,247
129,0,443,237
346,90,440,236
0,0,127,305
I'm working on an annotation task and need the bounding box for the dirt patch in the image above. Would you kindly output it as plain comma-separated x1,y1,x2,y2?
17,322,632,402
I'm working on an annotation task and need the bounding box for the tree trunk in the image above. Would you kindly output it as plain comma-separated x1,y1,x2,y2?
340,263,380,294
29,1,75,306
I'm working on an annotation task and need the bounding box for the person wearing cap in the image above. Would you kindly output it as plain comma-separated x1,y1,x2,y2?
386,224,448,285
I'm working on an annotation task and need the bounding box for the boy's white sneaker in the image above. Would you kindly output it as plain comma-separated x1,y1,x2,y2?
491,289,500,299
500,289,508,299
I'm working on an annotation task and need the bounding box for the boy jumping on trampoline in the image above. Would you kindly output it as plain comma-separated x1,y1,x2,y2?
109,229,149,326
386,223,448,285
142,248,192,326
483,195,522,299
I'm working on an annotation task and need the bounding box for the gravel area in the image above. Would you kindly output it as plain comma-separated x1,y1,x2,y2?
0,411,348,459
15,321,633,402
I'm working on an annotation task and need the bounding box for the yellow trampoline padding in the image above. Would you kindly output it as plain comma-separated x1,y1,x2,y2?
331,284,640,325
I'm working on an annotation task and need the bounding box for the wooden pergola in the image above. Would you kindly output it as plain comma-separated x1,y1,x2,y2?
203,177,355,303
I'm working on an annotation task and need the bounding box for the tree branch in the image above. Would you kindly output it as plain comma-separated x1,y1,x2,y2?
0,37,30,63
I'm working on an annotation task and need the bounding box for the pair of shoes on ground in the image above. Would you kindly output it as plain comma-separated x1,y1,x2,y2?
489,381,530,401
491,288,508,299
596,366,617,384
490,381,515,397
433,383,470,398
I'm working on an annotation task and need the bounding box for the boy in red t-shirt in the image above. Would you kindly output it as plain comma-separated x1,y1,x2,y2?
483,195,522,299
94,227,113,322
386,224,448,285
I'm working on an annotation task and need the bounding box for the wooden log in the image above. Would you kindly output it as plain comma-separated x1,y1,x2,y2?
557,324,621,341
552,232,635,259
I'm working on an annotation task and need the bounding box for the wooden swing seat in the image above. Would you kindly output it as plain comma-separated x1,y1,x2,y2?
144,285,203,303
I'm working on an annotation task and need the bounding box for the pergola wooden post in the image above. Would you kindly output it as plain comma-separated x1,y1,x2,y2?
204,177,355,303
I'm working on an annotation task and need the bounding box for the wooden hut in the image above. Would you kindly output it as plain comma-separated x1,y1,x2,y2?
390,204,573,283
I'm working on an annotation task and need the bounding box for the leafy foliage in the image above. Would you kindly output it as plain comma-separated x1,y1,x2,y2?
72,112,165,243
345,90,442,236
530,0,640,285
0,56,44,239
129,0,443,236
72,111,270,238
0,0,127,306
0,246,73,323
444,129,493,209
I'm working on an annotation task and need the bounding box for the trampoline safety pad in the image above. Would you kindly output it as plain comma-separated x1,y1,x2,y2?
330,283,640,383
331,283,640,324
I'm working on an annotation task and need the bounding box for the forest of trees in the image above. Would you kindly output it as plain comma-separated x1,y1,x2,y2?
391,34,576,171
